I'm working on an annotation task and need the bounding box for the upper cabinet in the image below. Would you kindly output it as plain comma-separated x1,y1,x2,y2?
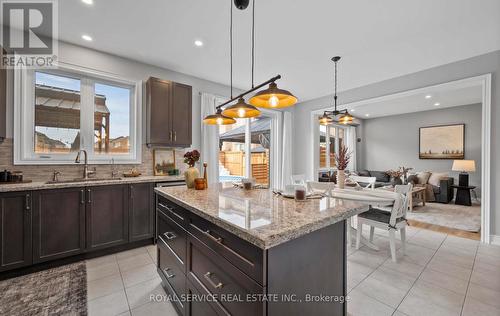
146,77,192,147
0,48,6,142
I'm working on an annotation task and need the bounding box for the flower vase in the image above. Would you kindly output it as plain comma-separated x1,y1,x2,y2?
337,170,346,189
184,166,199,189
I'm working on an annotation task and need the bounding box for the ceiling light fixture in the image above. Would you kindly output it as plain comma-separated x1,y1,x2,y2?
365,114,370,117
81,0,93,4
425,95,432,99
194,40,203,47
204,0,296,125
434,102,440,106
81,34,93,41
318,56,354,126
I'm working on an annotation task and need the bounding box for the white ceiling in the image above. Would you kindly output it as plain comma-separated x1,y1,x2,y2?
347,83,482,119
54,0,500,102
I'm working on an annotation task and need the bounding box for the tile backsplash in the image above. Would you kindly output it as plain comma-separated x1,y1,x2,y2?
0,139,188,182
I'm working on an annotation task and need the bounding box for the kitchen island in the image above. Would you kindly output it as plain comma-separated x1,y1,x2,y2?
155,184,368,316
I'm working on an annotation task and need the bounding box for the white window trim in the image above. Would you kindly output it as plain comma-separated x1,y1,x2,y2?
318,123,347,172
13,63,142,165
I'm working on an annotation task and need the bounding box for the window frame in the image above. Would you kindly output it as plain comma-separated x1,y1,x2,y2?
13,63,142,165
318,123,347,172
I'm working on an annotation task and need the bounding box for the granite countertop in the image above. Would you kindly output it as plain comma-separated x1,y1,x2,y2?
0,175,185,193
155,184,369,249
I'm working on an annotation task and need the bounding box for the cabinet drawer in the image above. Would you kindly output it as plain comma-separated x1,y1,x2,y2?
158,210,186,268
157,196,187,228
158,240,186,314
186,280,219,316
187,235,263,316
189,214,264,285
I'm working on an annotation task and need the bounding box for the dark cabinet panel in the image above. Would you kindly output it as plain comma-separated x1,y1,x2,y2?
129,183,154,241
0,192,32,271
186,280,218,316
146,77,192,147
171,82,192,146
158,239,186,314
87,185,128,250
146,78,172,146
158,209,186,268
33,188,86,263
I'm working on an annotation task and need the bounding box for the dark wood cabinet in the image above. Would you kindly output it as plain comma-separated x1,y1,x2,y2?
33,188,86,263
0,192,32,272
86,185,129,250
146,77,192,147
129,183,154,241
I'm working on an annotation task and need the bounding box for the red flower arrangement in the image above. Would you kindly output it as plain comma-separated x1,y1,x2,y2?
184,150,200,167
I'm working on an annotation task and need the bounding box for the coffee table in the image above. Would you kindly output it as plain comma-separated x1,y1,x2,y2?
409,186,426,211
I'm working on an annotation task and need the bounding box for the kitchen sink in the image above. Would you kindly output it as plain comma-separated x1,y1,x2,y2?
46,177,122,184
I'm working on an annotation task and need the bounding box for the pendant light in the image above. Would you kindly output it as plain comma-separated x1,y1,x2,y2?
203,108,236,125
247,0,297,109
318,56,354,125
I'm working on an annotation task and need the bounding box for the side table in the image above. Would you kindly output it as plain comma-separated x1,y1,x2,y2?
452,185,476,206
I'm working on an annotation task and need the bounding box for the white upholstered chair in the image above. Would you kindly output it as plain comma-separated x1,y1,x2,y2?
356,184,412,262
290,174,306,186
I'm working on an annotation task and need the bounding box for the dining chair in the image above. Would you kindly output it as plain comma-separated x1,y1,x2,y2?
290,174,306,186
356,184,412,262
349,175,377,190
306,181,334,195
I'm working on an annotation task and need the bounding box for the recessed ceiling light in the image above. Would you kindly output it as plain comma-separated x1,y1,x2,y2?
81,34,93,41
350,109,355,112
81,0,93,4
194,40,203,47
365,114,370,117
425,95,432,99
434,102,440,106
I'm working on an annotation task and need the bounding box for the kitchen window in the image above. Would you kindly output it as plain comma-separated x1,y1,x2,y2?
14,65,142,164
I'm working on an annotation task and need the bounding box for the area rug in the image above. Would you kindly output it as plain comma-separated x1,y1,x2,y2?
0,262,87,315
406,201,481,232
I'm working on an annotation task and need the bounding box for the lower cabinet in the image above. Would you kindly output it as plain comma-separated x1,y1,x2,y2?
0,191,32,272
86,185,129,251
33,188,86,263
129,183,154,241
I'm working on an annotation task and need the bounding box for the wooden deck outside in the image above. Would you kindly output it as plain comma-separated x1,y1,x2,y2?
219,151,269,184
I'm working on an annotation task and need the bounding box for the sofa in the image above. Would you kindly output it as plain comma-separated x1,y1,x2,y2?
407,172,454,203
356,170,392,187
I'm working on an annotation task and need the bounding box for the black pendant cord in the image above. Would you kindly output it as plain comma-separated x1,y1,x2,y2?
230,0,233,98
333,57,338,112
251,0,255,88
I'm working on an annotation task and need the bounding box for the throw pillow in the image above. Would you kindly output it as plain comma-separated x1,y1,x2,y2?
407,175,419,185
370,171,390,182
416,171,431,184
428,172,449,187
358,170,370,177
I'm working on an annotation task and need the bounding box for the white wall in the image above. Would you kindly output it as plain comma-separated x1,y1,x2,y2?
292,50,499,236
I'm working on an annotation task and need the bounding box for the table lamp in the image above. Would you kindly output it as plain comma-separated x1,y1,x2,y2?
452,160,475,187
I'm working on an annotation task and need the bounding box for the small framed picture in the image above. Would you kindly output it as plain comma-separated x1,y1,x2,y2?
153,149,176,176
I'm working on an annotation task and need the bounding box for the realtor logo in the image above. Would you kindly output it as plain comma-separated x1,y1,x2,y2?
1,0,58,68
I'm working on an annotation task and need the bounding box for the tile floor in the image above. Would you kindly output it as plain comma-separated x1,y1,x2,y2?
85,226,500,316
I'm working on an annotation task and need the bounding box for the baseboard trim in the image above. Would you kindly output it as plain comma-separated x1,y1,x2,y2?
490,235,500,246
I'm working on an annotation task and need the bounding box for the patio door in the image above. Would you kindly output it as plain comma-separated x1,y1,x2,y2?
218,113,276,188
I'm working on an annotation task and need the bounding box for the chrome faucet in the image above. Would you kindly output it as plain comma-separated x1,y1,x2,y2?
75,150,96,179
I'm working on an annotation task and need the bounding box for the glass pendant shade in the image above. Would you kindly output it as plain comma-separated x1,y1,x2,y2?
222,98,261,118
249,82,297,108
319,114,333,125
203,109,236,125
338,113,354,125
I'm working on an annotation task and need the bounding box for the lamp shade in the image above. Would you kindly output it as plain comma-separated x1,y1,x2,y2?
319,113,333,125
338,113,354,125
203,109,236,125
249,82,297,109
222,98,261,118
452,160,476,172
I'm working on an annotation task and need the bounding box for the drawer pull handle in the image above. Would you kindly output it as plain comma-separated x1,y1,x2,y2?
163,268,175,279
158,203,185,221
164,232,176,240
205,230,223,243
204,272,223,289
